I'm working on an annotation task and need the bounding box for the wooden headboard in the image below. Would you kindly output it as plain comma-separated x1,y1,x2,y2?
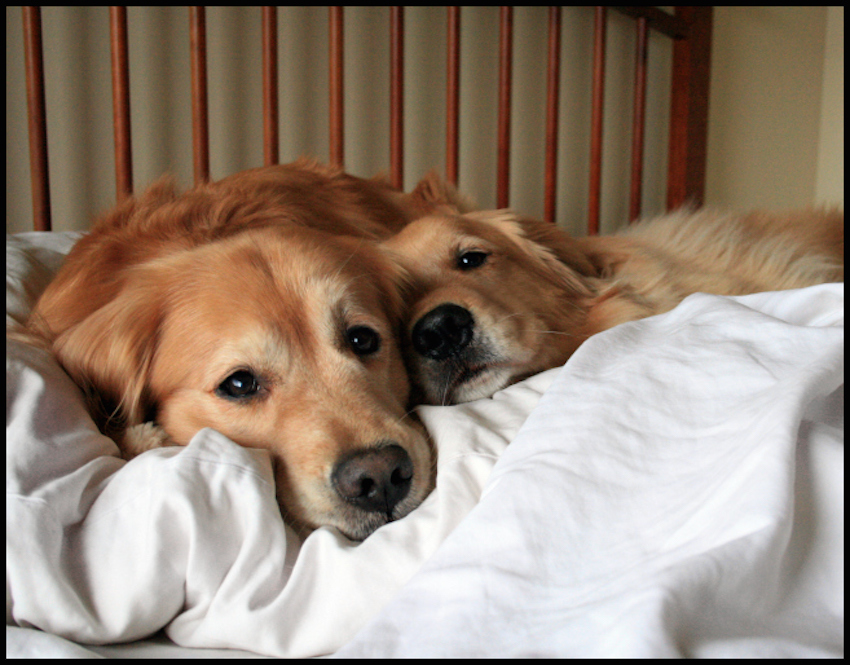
17,6,712,235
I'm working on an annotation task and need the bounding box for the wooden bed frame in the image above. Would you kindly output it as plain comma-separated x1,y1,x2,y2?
20,6,712,234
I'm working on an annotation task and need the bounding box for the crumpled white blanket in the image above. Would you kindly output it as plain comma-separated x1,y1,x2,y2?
6,232,844,657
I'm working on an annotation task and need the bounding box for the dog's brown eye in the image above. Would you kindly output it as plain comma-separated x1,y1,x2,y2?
347,325,381,357
217,370,260,400
456,250,489,271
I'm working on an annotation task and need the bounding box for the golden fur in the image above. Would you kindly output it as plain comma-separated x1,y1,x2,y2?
383,203,844,405
22,159,438,541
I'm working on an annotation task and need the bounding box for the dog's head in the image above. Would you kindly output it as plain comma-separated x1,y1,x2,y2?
383,210,600,405
30,179,433,541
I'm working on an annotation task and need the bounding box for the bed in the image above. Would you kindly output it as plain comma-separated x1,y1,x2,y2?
6,6,844,659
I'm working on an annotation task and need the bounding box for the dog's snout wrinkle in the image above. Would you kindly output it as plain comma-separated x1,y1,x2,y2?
332,444,413,516
412,303,474,360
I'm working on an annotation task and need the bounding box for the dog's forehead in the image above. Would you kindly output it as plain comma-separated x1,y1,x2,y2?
398,212,520,248
161,230,391,332
150,232,396,387
387,213,519,272
388,216,459,258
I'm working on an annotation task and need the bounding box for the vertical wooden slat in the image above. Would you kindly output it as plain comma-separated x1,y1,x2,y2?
110,6,133,201
667,6,712,210
22,6,51,231
496,6,512,209
329,6,344,167
262,6,279,166
390,7,404,189
629,16,648,223
189,6,209,184
544,6,561,224
588,6,606,236
446,6,461,186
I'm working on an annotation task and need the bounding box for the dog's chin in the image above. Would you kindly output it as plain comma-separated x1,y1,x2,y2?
291,488,428,542
327,503,423,542
421,363,519,405
330,513,392,542
288,510,388,542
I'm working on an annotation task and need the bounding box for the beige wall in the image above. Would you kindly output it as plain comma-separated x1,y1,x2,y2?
706,6,843,210
815,6,844,205
6,6,843,238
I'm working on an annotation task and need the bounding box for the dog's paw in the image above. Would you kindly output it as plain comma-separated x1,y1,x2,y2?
121,422,174,459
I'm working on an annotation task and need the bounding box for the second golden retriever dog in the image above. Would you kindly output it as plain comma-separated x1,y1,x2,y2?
385,203,844,405
23,159,439,541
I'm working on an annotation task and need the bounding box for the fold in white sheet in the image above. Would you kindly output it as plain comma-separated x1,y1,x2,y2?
336,285,844,658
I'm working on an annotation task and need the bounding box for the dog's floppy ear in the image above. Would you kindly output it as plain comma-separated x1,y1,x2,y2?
409,170,478,214
50,276,164,439
25,178,183,440
573,234,636,280
511,214,600,278
465,209,597,297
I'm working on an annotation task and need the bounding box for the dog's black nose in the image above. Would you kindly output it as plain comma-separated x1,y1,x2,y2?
332,444,413,515
412,303,474,360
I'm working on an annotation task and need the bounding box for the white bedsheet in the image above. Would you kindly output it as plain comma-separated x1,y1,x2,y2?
6,232,844,658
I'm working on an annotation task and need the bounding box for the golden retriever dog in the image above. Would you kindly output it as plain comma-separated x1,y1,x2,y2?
383,203,844,405
22,159,440,541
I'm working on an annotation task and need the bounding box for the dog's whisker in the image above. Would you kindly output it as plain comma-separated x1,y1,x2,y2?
495,311,526,324
439,370,454,407
440,380,452,407
392,405,420,429
529,329,582,338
